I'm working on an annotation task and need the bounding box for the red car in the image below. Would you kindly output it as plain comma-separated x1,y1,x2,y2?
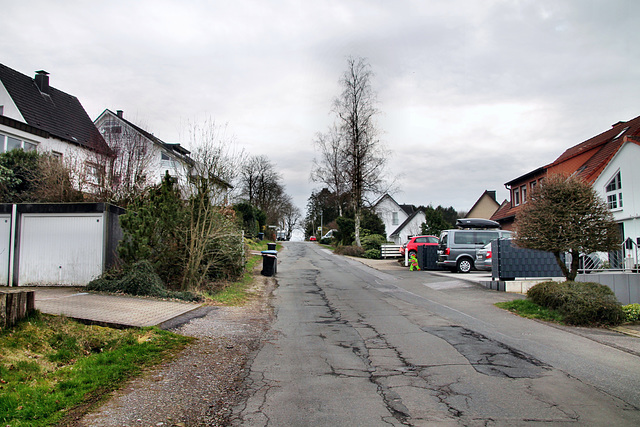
400,235,438,258
309,236,317,241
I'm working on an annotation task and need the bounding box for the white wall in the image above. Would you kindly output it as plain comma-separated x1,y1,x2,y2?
592,141,640,243
394,212,426,245
0,81,24,120
374,195,408,242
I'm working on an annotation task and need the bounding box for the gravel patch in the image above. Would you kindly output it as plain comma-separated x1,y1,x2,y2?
70,274,276,427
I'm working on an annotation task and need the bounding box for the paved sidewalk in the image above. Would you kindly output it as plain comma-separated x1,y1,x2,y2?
4,286,203,328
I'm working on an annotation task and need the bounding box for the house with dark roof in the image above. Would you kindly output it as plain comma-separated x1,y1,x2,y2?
0,63,110,187
491,115,640,246
373,194,426,244
94,109,194,184
94,109,232,202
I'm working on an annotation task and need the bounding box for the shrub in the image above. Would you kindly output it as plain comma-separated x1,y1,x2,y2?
527,281,623,326
527,281,571,310
334,245,365,257
360,234,388,252
87,260,201,302
622,304,640,323
364,249,381,259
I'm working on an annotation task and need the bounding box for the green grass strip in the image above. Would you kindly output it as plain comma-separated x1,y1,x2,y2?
0,314,192,426
495,299,564,323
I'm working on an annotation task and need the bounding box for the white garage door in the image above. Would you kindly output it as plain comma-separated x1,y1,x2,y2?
0,214,11,286
18,214,104,286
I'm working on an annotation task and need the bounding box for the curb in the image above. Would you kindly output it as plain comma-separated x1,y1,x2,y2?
610,326,640,338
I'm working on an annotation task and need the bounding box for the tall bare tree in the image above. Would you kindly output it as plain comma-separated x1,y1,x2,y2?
311,124,350,216
331,56,388,246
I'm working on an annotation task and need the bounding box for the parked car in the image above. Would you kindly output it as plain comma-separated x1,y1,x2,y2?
475,242,494,271
437,221,513,273
322,229,337,240
400,235,439,258
309,236,317,241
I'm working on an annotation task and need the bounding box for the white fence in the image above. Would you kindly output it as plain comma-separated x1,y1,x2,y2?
381,244,402,258
575,239,639,275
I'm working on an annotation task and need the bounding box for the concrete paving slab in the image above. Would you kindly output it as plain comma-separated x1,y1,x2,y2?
3,286,202,328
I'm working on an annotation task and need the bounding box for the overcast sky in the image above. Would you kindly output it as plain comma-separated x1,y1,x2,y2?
2,0,639,215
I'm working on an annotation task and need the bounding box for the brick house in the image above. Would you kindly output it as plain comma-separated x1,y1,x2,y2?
491,116,640,247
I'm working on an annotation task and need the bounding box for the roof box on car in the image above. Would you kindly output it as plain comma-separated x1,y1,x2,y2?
456,218,500,229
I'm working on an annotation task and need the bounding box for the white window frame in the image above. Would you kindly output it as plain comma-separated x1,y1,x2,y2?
0,132,38,152
392,211,399,226
605,171,623,211
513,187,520,206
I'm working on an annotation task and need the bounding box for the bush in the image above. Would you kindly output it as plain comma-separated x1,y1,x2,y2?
527,281,624,326
364,249,381,259
360,234,388,252
334,245,365,257
87,260,201,302
622,304,640,323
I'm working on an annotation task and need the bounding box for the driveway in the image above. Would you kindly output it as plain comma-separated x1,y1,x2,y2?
3,286,204,328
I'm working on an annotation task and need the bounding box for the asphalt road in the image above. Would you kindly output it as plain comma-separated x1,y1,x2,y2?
232,242,640,426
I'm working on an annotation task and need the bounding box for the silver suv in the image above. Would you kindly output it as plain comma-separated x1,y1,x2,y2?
437,220,512,273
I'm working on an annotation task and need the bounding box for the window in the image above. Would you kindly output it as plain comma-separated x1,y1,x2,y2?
513,187,520,206
7,136,21,151
0,105,4,115
520,185,527,203
605,171,623,210
100,119,121,135
392,211,399,226
530,181,537,193
85,162,103,185
0,133,38,152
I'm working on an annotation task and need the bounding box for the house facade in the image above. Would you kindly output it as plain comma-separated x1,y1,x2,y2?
0,63,110,187
94,109,193,187
591,137,640,246
491,115,640,247
373,194,426,244
465,190,500,220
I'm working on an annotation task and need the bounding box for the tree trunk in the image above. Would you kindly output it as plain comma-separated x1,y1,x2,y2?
553,251,569,281
567,249,580,281
354,206,362,247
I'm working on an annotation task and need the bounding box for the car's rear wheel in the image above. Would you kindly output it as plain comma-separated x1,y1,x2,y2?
457,258,473,273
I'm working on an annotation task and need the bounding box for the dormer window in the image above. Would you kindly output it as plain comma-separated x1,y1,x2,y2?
605,171,623,210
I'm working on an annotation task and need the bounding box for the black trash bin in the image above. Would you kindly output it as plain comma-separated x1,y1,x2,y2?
267,243,276,251
261,250,278,276
258,232,265,241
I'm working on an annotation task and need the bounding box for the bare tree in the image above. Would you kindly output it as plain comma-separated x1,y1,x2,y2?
311,124,350,216
332,56,388,247
183,119,244,205
239,155,284,222
98,123,154,205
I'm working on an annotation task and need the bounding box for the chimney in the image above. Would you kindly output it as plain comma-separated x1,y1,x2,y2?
35,70,50,93
116,110,123,118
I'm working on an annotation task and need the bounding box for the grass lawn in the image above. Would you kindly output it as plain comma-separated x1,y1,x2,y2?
0,313,192,426
1,239,276,425
495,299,564,323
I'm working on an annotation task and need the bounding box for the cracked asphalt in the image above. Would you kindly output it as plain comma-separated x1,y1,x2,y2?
231,242,640,426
